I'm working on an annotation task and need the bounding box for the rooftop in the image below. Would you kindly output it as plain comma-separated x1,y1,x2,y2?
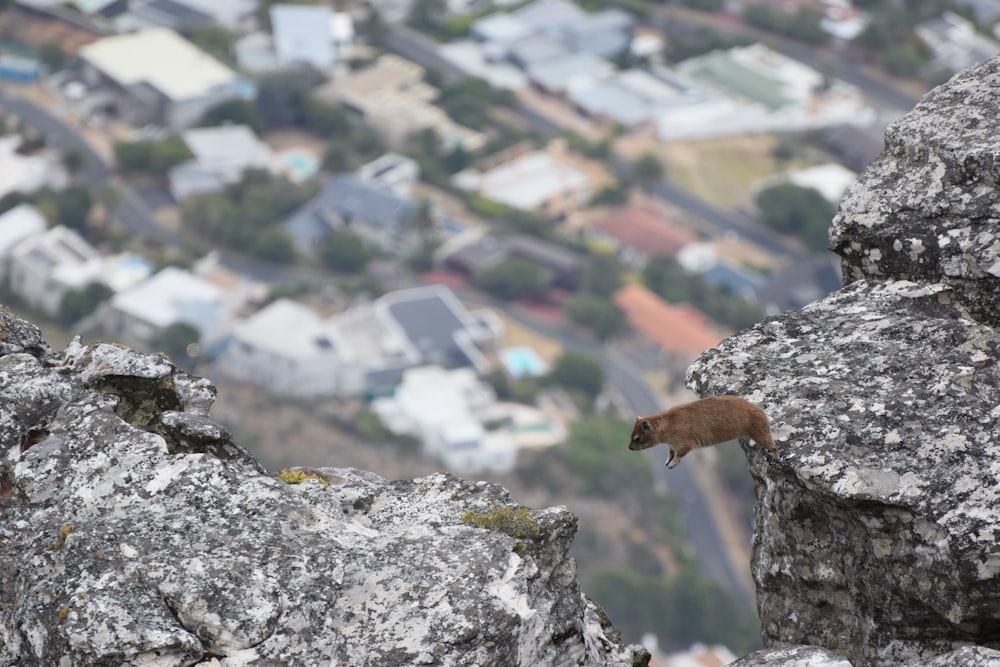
594,206,697,257
0,204,46,254
80,27,238,101
468,151,590,211
613,283,723,358
111,266,222,330
232,298,350,362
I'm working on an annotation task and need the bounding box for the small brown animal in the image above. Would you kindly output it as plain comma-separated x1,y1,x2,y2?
628,395,776,468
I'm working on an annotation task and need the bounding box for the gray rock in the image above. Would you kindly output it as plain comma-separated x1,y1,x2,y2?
730,645,852,667
687,279,1000,667
0,314,649,667
831,56,1000,327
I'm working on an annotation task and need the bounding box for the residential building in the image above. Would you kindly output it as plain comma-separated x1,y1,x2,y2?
0,204,47,284
591,205,697,268
169,124,275,201
283,173,418,255
356,152,420,197
824,122,885,173
453,147,593,218
916,11,1000,73
659,43,874,141
315,54,487,151
7,226,104,317
441,230,584,290
218,298,365,397
78,28,248,130
270,4,335,70
104,266,228,346
0,135,63,199
371,365,518,474
613,283,723,360
783,163,858,206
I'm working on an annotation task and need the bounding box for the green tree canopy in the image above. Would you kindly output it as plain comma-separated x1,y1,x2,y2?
632,152,665,186
319,230,373,273
563,294,627,342
754,182,835,253
154,321,201,365
114,138,192,175
547,350,604,401
57,282,112,328
473,258,546,301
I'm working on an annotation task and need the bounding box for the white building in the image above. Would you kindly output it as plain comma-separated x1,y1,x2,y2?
0,204,46,283
454,149,591,215
7,226,104,317
372,365,519,474
271,4,336,70
0,136,62,199
658,43,875,141
217,298,365,397
79,28,247,131
105,266,228,346
356,153,420,198
169,124,276,201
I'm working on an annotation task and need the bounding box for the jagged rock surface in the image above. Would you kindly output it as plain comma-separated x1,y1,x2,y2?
831,57,1000,327
688,56,1000,667
0,310,648,667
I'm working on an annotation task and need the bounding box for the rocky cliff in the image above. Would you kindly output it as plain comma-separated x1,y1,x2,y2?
687,58,1000,666
0,313,649,666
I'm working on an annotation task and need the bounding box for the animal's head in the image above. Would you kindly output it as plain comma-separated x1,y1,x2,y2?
628,416,656,451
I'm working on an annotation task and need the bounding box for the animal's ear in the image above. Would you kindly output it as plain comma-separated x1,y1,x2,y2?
641,420,652,432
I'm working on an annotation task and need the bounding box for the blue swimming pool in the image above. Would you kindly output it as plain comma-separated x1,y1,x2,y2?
500,346,548,379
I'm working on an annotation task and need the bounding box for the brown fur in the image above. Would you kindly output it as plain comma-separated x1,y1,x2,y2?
628,395,776,468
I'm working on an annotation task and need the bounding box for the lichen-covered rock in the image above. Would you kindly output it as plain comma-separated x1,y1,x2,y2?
687,280,1000,667
0,320,649,667
831,56,1000,327
729,645,852,667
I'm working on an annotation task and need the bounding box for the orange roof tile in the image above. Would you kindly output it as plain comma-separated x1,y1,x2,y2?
613,283,724,357
595,206,696,257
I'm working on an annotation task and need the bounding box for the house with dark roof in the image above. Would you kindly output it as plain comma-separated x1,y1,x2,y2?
441,232,584,291
283,173,418,255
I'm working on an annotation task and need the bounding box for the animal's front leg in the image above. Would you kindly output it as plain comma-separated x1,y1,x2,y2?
665,448,677,468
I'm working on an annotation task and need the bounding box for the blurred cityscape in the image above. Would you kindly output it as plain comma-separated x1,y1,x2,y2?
0,0,993,661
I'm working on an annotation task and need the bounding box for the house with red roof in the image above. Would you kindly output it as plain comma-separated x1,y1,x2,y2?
592,205,697,268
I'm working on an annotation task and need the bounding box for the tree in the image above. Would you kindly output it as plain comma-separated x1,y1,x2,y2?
57,282,112,328
252,227,298,264
186,24,236,66
754,183,836,253
154,322,201,367
62,149,85,181
199,99,264,133
473,258,546,301
581,251,624,298
114,139,192,175
563,295,627,341
319,230,373,273
632,152,665,187
547,351,604,401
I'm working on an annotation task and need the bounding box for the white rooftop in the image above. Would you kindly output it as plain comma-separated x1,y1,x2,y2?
111,266,222,330
0,203,46,255
474,151,590,211
232,299,351,361
80,28,238,102
181,124,274,171
271,4,335,69
786,163,858,205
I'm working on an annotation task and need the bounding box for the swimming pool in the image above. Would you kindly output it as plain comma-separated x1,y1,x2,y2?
280,149,320,183
500,345,548,379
